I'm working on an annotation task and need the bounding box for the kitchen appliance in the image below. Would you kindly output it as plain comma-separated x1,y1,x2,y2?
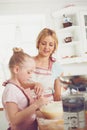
60,75,87,130
62,94,85,130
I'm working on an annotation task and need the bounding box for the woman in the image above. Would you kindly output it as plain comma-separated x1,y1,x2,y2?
33,28,64,101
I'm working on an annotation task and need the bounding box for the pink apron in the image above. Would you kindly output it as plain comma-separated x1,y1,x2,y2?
33,59,55,101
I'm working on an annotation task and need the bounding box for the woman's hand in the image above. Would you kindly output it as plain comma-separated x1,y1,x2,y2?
34,82,44,97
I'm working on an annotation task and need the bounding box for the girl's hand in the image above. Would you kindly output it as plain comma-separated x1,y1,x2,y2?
35,96,49,108
34,82,44,97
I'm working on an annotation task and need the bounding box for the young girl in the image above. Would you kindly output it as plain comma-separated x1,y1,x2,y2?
2,47,48,130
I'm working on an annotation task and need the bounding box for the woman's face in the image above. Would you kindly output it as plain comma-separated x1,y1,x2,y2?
38,36,55,57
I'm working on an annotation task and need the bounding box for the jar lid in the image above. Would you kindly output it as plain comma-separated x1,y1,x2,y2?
62,96,84,112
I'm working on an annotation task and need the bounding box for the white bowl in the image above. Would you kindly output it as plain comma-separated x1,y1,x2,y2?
40,101,63,119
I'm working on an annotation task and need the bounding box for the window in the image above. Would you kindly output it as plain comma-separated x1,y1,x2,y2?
0,14,46,107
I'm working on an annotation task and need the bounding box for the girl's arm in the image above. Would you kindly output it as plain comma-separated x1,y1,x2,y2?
5,96,48,126
24,82,44,97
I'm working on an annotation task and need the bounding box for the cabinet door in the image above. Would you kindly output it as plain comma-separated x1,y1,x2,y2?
80,11,87,53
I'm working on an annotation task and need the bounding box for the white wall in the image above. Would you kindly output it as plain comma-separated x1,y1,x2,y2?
0,111,8,130
0,0,87,27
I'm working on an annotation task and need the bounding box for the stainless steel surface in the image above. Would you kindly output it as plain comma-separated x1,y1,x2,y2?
60,75,87,92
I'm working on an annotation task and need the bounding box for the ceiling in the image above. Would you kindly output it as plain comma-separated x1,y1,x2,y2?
0,0,86,14
0,0,86,4
0,0,60,3
0,0,86,8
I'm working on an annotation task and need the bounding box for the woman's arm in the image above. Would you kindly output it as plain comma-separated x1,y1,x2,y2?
54,78,62,101
53,72,65,101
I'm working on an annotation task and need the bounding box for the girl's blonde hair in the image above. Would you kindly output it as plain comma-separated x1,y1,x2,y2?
36,28,58,53
9,47,32,72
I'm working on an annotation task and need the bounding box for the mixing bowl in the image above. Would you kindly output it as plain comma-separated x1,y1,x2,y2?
40,101,63,119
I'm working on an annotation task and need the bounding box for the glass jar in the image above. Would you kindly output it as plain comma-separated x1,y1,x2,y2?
62,94,86,130
80,91,87,128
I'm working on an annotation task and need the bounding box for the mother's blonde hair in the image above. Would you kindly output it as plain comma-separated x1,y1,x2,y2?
36,28,58,54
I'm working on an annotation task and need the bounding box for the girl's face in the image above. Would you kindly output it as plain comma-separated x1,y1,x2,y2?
16,59,35,87
38,36,55,57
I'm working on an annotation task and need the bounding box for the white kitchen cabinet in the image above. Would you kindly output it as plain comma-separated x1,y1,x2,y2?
80,11,87,53
52,6,87,65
